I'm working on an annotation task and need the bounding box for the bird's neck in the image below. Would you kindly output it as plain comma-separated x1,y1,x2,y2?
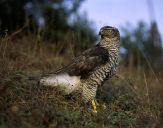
100,37,119,50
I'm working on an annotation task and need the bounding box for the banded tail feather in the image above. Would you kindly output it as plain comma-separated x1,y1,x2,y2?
28,76,41,81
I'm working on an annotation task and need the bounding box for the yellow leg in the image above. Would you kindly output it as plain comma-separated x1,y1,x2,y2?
91,99,97,113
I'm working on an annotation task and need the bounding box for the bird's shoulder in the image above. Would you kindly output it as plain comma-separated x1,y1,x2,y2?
81,44,108,57
55,44,110,76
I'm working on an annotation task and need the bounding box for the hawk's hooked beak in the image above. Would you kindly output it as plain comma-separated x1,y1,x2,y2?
99,30,102,35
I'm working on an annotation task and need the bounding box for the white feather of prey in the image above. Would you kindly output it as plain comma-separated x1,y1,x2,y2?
40,73,81,94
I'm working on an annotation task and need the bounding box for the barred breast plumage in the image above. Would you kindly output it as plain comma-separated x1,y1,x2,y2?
29,26,120,113
81,41,119,102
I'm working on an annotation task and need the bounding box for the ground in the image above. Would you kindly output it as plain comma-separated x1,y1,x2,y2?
0,35,163,128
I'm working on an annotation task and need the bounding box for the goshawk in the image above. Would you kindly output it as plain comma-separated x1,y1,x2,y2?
29,26,120,113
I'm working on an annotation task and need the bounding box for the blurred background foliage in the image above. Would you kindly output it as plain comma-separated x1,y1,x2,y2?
0,0,97,53
121,21,162,71
0,0,162,71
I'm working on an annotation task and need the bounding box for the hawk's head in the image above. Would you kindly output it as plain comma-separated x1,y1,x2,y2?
99,26,120,39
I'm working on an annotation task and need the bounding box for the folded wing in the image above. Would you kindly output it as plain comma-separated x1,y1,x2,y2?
55,45,110,78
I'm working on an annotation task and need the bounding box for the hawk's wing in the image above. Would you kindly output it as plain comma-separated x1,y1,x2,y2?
53,45,110,78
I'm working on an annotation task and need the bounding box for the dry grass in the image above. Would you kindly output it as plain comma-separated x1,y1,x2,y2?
0,35,163,128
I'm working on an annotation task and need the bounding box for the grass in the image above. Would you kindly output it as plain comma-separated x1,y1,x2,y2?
0,34,163,128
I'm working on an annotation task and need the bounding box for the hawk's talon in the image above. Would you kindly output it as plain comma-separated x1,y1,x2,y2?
91,100,97,113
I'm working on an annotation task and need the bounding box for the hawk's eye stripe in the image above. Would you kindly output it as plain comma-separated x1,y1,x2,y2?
103,28,112,31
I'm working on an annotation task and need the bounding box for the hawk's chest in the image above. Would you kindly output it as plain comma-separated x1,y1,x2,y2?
83,57,118,86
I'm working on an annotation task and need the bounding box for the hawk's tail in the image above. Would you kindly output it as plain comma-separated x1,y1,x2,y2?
28,76,41,81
